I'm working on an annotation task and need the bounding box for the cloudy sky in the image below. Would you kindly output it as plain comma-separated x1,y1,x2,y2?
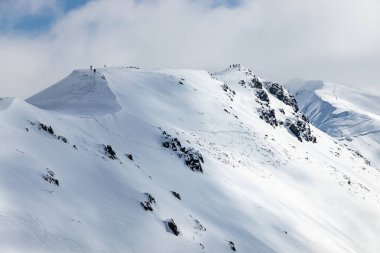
0,0,379,98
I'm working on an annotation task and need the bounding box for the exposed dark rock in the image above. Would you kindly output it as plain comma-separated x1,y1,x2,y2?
165,219,180,236
171,191,181,200
162,131,204,173
34,122,70,144
177,78,185,85
228,241,237,252
126,154,133,161
301,114,309,123
104,145,117,159
140,202,153,211
288,120,316,143
43,168,59,186
39,123,54,135
264,82,299,112
256,89,269,102
250,77,263,89
258,107,278,127
141,193,156,212
221,83,236,101
57,136,68,143
184,148,204,172
289,124,301,141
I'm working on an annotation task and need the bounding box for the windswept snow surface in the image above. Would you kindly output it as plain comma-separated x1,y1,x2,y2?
1,66,380,252
285,79,380,169
27,69,122,115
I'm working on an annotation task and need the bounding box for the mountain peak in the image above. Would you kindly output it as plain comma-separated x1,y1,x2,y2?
217,64,256,76
1,66,380,253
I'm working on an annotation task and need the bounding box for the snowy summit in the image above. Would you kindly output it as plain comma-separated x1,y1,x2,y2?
0,65,379,253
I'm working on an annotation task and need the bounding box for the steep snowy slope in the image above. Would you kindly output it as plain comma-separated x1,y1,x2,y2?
27,70,121,115
1,66,380,253
285,79,380,169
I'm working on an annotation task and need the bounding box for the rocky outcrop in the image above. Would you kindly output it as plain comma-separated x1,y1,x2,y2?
164,219,180,236
171,191,181,200
104,145,117,160
43,168,59,186
140,193,156,212
162,131,204,172
264,82,299,112
287,119,317,143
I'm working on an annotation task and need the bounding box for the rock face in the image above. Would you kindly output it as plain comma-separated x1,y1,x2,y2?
240,76,279,128
141,193,156,212
264,82,299,112
126,154,133,160
165,219,180,236
256,89,269,102
39,123,54,135
215,65,317,143
33,121,70,144
162,131,204,172
287,120,317,143
221,83,236,101
171,191,181,200
42,168,59,186
258,107,278,127
228,241,237,252
104,145,117,160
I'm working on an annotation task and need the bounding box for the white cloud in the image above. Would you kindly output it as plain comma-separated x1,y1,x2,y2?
0,0,379,98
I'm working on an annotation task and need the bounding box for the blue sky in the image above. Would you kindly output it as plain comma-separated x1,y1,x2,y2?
17,0,89,31
0,0,89,32
1,0,241,33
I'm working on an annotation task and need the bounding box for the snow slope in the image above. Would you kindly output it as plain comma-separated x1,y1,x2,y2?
285,78,380,169
1,66,380,252
27,70,122,115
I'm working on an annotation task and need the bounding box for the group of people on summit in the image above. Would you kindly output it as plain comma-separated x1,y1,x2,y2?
90,65,107,73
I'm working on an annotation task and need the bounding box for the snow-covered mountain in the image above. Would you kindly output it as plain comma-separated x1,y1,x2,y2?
1,65,380,253
285,78,380,169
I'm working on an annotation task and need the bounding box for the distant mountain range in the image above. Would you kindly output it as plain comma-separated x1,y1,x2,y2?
285,78,380,169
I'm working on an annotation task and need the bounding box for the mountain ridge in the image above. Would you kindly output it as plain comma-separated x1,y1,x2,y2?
0,65,379,252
